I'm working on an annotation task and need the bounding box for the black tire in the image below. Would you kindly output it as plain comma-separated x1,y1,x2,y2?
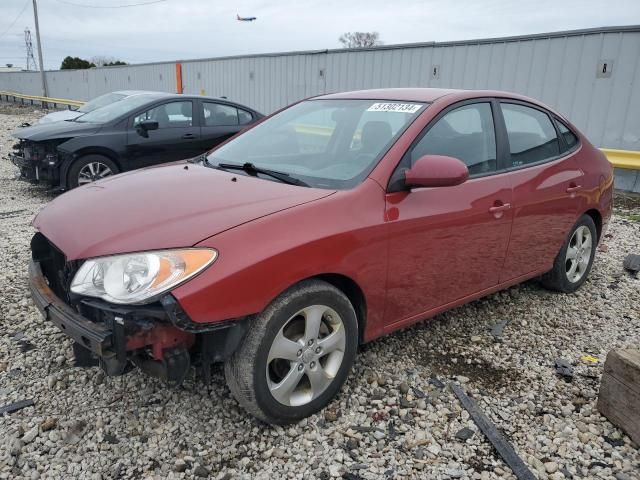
541,214,597,293
224,280,358,424
67,154,119,189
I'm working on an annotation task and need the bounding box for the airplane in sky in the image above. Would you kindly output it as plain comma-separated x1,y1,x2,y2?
237,14,257,22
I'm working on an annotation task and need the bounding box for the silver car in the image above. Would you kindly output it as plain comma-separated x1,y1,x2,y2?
38,90,159,124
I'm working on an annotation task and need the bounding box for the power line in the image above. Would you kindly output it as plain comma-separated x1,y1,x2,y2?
54,0,168,8
0,0,31,39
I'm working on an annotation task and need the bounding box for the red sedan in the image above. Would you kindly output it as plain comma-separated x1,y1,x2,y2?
30,88,613,424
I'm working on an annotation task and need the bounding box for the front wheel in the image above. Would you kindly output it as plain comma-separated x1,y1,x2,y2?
67,155,119,189
224,280,358,424
541,214,597,293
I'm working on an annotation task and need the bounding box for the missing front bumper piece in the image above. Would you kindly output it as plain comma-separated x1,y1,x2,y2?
29,256,248,385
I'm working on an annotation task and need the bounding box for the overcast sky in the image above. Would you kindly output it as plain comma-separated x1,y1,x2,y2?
1,0,639,70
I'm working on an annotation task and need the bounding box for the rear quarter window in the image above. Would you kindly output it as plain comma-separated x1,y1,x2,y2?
556,119,579,151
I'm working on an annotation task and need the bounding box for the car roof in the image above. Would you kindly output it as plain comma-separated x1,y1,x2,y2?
100,92,260,115
148,94,260,113
314,87,565,120
317,88,462,103
316,87,548,106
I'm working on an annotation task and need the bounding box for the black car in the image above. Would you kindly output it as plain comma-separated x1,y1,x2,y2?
10,93,263,189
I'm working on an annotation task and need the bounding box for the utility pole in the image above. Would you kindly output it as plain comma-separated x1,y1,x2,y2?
32,0,48,97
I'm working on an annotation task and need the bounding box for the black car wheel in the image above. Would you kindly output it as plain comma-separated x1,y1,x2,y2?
541,214,597,293
68,155,119,189
225,279,358,424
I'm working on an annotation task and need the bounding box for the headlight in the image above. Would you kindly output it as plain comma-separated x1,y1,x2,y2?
70,248,217,304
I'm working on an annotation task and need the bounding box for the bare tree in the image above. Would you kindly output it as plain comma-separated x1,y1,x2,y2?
338,32,382,48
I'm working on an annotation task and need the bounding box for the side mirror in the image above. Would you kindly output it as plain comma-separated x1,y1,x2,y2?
404,155,469,189
136,120,159,138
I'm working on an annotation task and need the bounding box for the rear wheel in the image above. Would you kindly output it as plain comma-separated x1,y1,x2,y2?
224,280,358,424
67,155,119,189
541,214,597,293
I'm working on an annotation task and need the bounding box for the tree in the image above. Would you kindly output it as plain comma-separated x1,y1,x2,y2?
90,56,128,67
338,32,382,48
60,56,95,70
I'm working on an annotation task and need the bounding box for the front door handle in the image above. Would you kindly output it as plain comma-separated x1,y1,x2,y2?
182,133,196,139
489,203,511,214
566,185,582,193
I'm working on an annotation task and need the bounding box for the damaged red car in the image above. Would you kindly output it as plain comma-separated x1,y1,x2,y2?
30,88,613,424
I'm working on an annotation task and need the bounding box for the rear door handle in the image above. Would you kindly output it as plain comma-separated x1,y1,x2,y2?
566,185,582,193
489,203,511,213
182,133,196,139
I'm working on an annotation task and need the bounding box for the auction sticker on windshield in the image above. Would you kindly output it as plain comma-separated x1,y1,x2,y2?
367,103,422,113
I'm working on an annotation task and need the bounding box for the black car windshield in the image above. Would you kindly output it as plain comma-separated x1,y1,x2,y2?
74,94,162,124
77,92,127,113
206,99,426,189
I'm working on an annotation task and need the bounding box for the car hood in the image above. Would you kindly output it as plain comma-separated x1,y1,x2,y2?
38,110,82,124
13,120,101,142
33,163,335,260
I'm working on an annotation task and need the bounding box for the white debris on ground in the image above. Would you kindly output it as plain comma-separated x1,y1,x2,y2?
0,103,639,480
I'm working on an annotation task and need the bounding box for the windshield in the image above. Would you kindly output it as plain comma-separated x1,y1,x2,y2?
74,94,160,124
206,99,426,189
77,92,127,113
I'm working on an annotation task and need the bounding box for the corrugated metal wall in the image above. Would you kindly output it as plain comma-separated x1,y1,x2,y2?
1,26,639,150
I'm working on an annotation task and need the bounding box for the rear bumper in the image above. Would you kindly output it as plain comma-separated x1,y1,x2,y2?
29,260,112,355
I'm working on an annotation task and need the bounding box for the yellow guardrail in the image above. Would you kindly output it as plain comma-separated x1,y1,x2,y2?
601,148,640,171
0,90,84,109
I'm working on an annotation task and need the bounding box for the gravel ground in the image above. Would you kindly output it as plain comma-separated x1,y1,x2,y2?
0,103,639,480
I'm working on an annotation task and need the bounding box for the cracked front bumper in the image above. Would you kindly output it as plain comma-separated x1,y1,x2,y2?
10,153,39,182
29,258,198,378
29,259,112,355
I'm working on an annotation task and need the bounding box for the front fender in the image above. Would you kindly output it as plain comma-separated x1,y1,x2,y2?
171,179,389,341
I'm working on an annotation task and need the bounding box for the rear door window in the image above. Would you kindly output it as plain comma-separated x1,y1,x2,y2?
203,103,255,127
203,103,240,126
500,103,560,167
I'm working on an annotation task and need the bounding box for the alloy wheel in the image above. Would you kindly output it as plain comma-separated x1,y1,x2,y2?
77,161,114,185
266,305,346,407
565,225,593,283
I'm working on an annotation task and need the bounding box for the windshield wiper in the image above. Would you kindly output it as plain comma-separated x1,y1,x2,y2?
217,162,308,187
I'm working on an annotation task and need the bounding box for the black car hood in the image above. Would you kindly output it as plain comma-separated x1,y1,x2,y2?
12,120,101,142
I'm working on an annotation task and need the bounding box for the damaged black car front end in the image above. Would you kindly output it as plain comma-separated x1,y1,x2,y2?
8,120,101,190
11,138,67,186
